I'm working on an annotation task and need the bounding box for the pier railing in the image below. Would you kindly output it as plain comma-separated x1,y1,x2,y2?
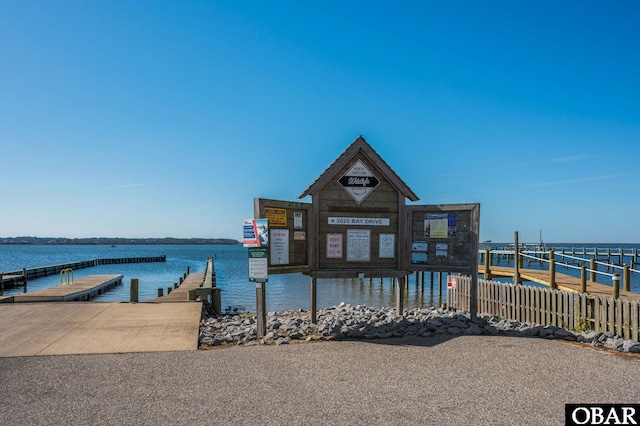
448,275,639,342
479,247,636,294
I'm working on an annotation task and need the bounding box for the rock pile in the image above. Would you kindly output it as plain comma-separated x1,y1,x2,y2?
199,303,640,354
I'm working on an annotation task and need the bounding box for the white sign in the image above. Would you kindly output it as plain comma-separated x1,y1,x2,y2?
248,248,268,282
326,233,343,258
337,159,380,204
294,212,303,229
347,229,371,262
270,229,289,265
379,233,395,258
328,217,390,226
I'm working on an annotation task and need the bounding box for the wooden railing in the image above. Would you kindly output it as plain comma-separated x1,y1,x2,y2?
448,275,640,342
479,247,637,293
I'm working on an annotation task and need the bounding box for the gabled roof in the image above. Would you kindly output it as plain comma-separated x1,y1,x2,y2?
299,135,420,201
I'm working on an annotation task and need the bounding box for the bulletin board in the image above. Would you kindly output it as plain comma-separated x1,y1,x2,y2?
404,203,480,274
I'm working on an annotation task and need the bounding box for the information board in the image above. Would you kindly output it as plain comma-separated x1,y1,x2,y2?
405,204,480,274
254,198,311,273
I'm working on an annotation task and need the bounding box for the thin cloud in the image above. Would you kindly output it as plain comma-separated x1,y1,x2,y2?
547,154,590,163
77,181,162,193
524,174,624,188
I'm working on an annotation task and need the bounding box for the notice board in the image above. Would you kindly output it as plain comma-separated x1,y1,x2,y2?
254,198,311,274
405,203,480,274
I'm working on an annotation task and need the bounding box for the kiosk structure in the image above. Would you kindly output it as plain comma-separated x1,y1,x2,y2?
254,136,479,323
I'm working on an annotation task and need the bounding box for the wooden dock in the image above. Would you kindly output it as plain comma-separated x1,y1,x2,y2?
481,265,640,301
10,275,123,302
0,273,27,290
145,273,205,303
0,255,165,290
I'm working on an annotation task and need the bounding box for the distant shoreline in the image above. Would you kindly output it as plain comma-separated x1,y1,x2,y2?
0,237,241,246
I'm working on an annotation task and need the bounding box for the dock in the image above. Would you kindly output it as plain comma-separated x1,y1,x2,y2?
0,258,220,357
0,255,166,290
10,275,124,302
145,273,205,302
481,265,640,301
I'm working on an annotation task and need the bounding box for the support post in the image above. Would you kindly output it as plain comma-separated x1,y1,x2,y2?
550,258,556,289
514,231,520,285
590,258,596,283
310,277,317,324
157,288,163,297
211,288,222,314
395,277,404,316
256,282,266,337
580,266,587,293
130,278,139,303
613,273,620,299
484,248,492,280
623,264,630,292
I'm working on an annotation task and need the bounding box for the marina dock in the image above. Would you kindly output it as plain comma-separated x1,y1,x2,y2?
0,255,166,291
481,265,640,301
8,275,124,303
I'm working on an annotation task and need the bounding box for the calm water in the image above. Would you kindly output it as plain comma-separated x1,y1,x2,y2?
2,243,639,312
0,244,447,312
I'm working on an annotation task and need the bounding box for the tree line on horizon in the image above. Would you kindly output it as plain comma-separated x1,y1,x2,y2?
0,237,241,245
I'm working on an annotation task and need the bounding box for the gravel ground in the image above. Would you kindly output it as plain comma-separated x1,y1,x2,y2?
1,335,638,425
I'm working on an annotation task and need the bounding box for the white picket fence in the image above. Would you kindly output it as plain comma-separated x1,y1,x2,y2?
447,276,640,342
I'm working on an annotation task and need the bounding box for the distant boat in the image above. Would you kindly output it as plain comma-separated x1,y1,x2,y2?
111,245,117,248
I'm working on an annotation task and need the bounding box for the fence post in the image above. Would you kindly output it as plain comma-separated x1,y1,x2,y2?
580,266,587,293
130,278,139,302
550,258,557,289
590,258,596,282
623,264,630,292
612,273,620,299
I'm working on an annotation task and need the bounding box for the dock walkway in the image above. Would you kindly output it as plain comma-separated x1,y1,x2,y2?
145,273,205,303
482,265,640,301
8,275,124,303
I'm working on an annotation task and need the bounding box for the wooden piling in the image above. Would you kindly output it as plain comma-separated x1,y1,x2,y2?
613,273,620,299
484,248,492,280
623,264,630,292
130,278,139,303
514,232,520,285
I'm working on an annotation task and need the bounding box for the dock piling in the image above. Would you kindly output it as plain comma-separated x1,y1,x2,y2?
130,278,139,303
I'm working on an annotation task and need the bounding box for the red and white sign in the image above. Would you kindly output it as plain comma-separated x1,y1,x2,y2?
326,233,343,258
447,276,457,288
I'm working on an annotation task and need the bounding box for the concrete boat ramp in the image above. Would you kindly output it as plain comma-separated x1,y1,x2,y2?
0,274,205,357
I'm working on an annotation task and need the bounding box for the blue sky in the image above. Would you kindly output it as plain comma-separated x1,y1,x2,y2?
1,1,639,243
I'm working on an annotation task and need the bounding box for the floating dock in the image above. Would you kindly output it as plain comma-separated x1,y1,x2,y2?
0,255,165,290
10,275,123,302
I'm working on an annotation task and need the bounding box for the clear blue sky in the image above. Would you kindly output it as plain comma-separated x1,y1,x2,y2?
1,1,639,243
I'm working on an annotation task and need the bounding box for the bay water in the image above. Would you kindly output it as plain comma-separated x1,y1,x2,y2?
1,243,639,313
0,244,446,312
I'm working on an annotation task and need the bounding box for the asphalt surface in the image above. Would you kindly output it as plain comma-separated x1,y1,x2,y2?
1,335,639,425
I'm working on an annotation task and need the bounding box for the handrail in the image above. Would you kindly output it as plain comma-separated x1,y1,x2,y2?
482,248,621,283
60,268,74,285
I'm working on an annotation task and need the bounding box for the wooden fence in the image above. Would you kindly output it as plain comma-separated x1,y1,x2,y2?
447,276,640,342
